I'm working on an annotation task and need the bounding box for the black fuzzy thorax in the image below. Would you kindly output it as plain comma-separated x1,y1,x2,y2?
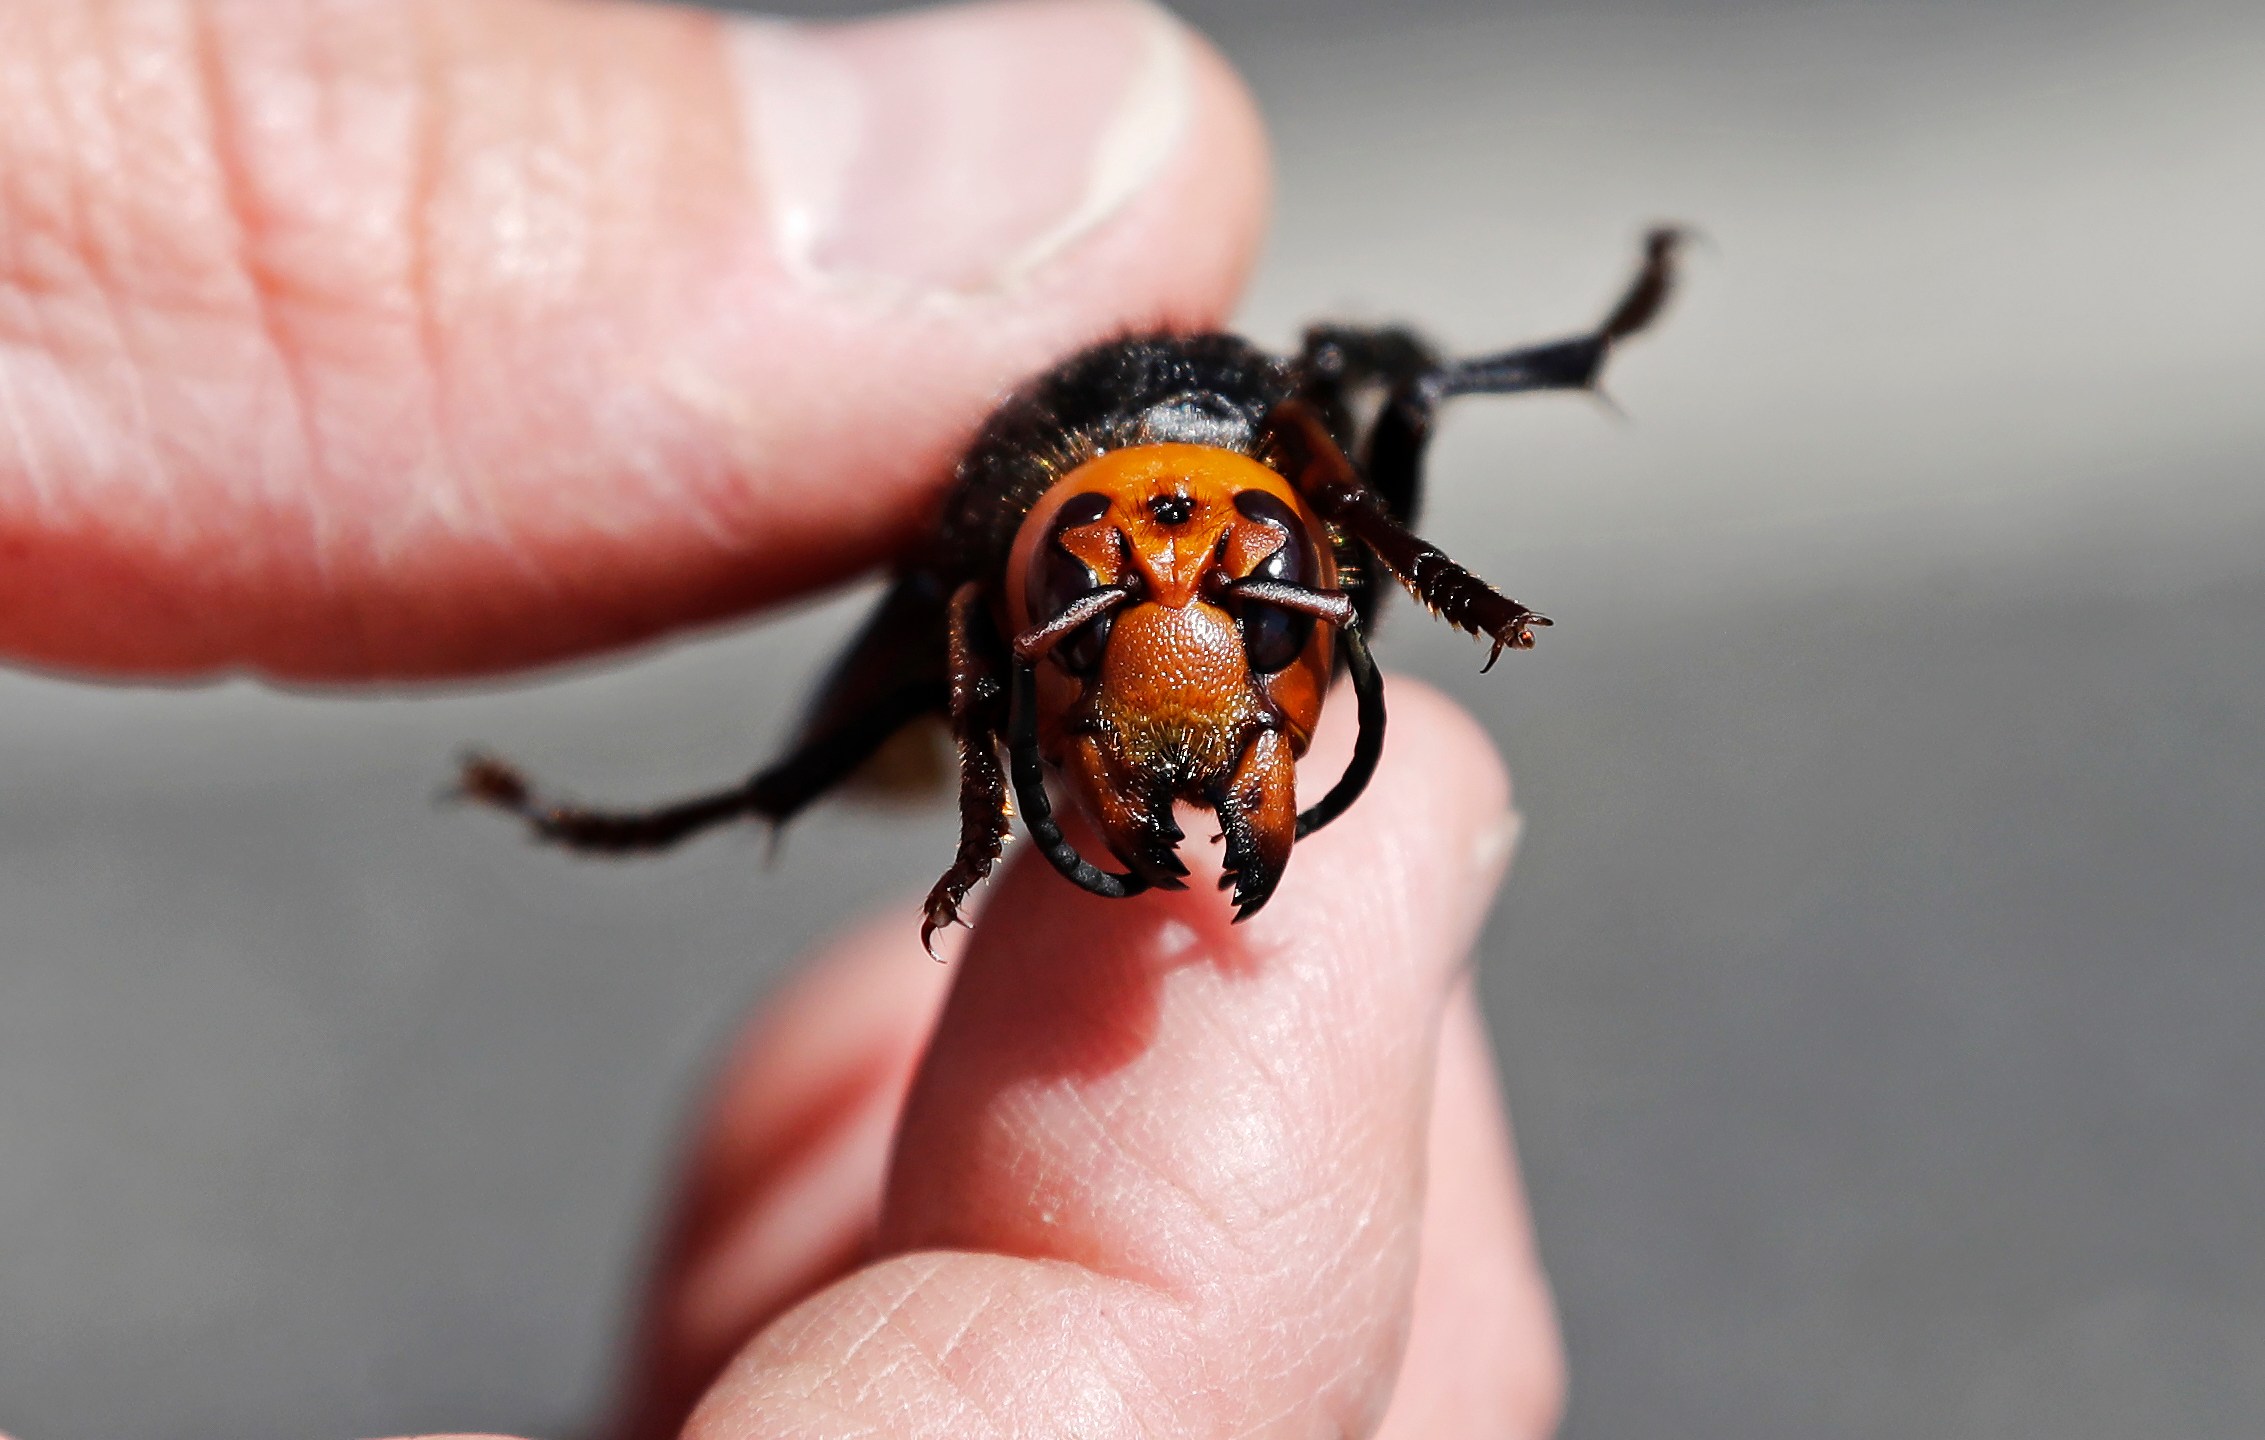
931,333,1294,589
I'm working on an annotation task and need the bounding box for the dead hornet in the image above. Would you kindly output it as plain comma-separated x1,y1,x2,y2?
461,229,1685,951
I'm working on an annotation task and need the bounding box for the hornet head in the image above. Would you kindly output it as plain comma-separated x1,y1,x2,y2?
1002,443,1366,918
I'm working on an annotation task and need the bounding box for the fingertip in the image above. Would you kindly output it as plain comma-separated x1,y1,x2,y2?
868,674,1519,1424
661,0,1274,652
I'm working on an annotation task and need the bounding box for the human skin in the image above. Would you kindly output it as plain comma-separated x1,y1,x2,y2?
0,1,1567,1435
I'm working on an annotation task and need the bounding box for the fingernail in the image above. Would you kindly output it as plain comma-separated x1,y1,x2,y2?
728,0,1191,297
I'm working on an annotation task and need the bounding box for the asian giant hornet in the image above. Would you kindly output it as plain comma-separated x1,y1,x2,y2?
460,229,1684,950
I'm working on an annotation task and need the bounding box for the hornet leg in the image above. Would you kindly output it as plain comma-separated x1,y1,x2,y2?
456,683,939,855
1298,227,1686,525
1270,399,1551,671
918,583,1017,953
458,575,951,852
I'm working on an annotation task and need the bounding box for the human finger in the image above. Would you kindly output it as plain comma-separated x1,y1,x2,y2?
687,678,1515,1436
0,0,1266,679
641,938,1563,1440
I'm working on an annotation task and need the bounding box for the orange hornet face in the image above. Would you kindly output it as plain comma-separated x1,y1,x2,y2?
1003,444,1343,917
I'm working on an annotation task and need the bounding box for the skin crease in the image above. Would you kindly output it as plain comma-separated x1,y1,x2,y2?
0,0,1567,1435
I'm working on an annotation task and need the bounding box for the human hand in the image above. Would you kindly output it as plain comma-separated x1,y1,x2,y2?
0,0,1563,1435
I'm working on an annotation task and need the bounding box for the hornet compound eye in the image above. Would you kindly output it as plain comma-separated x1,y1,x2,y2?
1232,489,1320,674
1025,491,1118,675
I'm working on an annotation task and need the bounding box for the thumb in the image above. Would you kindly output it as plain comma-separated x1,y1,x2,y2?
0,0,1265,680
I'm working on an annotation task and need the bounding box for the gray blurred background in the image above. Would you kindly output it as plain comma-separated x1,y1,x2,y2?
4,0,2262,1436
